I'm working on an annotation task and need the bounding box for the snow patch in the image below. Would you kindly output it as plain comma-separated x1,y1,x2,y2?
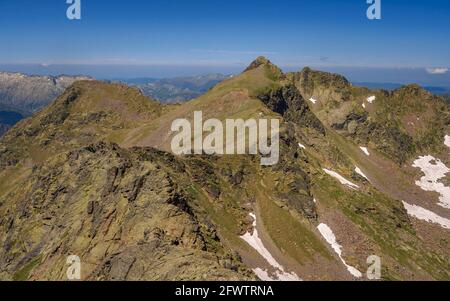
323,169,359,189
412,155,450,209
445,135,450,148
241,214,282,270
309,98,318,104
317,224,363,278
402,201,450,229
355,167,369,181
253,268,276,281
275,270,301,281
362,103,366,109
241,213,302,281
252,268,303,281
313,198,317,204
359,147,370,156
298,143,306,150
367,96,376,103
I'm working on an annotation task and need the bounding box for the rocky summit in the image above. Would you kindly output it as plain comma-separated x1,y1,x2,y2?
0,57,449,281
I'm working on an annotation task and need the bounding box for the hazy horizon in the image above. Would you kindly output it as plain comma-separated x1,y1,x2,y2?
1,1,449,74
1,63,449,92
1,0,449,90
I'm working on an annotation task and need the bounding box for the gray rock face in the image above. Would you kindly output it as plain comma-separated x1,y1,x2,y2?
258,84,326,135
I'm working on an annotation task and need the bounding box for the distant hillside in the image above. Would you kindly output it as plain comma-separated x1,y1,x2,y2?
354,82,450,95
0,72,92,113
121,73,230,103
0,72,91,135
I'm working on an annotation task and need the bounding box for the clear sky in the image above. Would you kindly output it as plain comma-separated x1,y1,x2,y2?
0,0,449,84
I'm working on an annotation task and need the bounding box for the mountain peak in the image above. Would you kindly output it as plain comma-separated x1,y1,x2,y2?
243,56,277,72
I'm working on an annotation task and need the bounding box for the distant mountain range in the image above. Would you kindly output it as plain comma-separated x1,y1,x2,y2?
117,73,230,103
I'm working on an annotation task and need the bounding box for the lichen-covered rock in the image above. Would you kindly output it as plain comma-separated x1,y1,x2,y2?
0,142,253,280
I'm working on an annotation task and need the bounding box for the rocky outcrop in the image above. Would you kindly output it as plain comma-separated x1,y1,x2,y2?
244,56,275,72
291,67,450,165
0,142,253,280
293,67,352,104
258,84,326,135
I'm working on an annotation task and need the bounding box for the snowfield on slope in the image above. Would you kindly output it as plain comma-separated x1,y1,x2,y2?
253,268,275,281
309,98,318,104
359,147,370,156
298,143,306,150
323,169,359,189
355,167,369,181
240,213,302,281
367,96,376,103
317,223,363,278
402,201,450,229
412,155,450,209
445,135,450,148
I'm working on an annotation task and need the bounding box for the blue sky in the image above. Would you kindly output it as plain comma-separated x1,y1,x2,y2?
0,0,449,84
